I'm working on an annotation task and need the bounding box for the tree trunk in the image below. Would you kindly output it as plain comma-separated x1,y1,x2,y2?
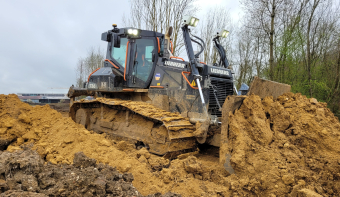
269,0,275,80
306,0,320,98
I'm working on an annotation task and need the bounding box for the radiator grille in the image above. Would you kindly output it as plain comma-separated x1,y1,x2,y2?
209,77,234,117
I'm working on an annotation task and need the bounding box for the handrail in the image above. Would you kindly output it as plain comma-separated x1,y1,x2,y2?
170,56,185,62
88,68,100,82
105,59,119,69
150,86,164,88
156,38,160,53
124,41,130,81
170,40,173,53
181,71,198,89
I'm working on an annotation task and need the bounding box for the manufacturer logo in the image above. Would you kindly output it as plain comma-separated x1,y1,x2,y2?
88,83,96,89
164,61,186,69
210,68,229,75
155,73,161,80
101,82,107,88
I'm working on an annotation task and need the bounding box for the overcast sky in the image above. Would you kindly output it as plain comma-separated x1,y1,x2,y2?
0,0,242,94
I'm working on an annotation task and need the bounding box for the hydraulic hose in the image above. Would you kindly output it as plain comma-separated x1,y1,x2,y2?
190,32,205,59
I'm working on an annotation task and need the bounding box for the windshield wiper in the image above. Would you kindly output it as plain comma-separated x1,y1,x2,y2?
132,44,138,83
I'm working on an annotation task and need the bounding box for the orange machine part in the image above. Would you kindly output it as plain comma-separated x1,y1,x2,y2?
181,71,198,90
150,86,164,88
122,89,134,92
170,56,185,61
105,59,119,69
156,38,160,53
170,40,173,53
88,68,101,82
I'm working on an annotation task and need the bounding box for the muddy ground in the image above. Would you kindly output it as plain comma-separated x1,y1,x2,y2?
1,94,340,196
0,148,180,197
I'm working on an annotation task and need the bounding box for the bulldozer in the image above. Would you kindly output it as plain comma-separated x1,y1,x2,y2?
68,16,290,173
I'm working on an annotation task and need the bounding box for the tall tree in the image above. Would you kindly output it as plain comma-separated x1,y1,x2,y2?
198,7,234,66
241,0,284,80
123,0,198,56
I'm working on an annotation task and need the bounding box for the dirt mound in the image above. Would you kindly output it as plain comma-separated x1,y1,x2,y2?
0,148,141,196
226,93,340,196
2,93,340,196
0,94,227,196
0,148,181,197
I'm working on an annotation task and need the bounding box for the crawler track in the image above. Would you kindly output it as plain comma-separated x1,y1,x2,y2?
70,98,197,155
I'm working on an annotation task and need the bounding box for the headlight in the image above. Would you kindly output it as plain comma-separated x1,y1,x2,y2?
217,29,229,38
183,16,199,27
194,20,199,27
127,28,139,36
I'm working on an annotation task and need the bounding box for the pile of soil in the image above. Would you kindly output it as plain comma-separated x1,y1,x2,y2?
0,95,228,196
0,149,140,196
226,93,340,196
0,148,180,197
2,93,340,196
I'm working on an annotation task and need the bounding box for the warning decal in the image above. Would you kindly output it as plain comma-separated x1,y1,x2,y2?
191,80,196,87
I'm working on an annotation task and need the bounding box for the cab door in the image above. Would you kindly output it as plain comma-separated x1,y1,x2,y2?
127,38,157,88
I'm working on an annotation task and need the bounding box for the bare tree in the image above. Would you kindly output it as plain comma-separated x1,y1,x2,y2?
123,0,198,56
198,7,234,66
240,0,284,80
75,47,105,88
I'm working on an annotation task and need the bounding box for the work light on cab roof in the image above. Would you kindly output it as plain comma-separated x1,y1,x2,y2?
183,16,199,27
217,29,229,38
127,28,139,36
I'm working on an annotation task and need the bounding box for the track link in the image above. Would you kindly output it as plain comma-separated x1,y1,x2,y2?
70,98,197,155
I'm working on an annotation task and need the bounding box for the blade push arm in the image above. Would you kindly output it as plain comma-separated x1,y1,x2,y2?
181,25,201,79
181,23,210,143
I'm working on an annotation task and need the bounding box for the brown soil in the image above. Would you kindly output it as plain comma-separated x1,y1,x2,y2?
0,95,228,196
1,93,340,196
58,111,69,118
0,149,140,196
0,148,180,197
226,93,340,196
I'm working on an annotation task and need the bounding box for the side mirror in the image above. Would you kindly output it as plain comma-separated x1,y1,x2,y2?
113,34,121,48
101,32,111,42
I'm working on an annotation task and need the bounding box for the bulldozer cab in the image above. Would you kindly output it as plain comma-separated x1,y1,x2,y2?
127,38,155,86
101,27,163,89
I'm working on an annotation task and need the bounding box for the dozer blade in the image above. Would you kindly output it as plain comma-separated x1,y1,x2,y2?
70,98,197,155
247,76,291,99
67,86,95,98
220,77,291,174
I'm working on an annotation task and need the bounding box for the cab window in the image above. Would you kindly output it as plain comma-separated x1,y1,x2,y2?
132,38,155,82
111,37,128,67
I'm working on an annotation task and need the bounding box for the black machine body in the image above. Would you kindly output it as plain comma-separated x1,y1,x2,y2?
77,25,234,124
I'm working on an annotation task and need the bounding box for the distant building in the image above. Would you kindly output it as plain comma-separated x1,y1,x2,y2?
17,93,70,103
